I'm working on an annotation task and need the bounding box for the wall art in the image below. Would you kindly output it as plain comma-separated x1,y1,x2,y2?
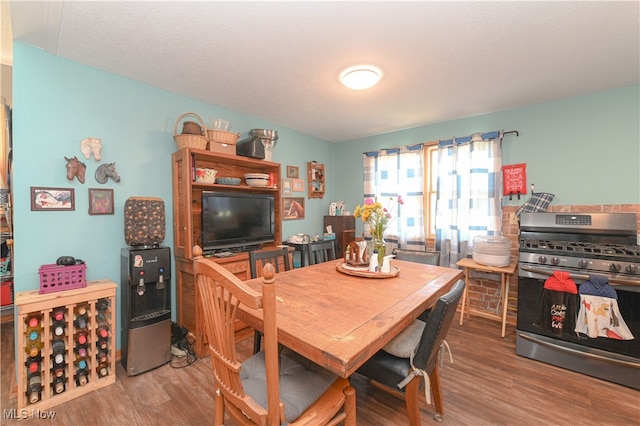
282,178,292,194
88,188,114,215
31,187,75,211
292,179,304,192
286,165,299,179
283,197,305,220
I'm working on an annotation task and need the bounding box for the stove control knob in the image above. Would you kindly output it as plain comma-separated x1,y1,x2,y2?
609,263,622,273
538,256,547,264
578,260,589,268
551,257,560,265
625,264,638,274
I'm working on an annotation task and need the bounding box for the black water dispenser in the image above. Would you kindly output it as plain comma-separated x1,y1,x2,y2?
120,246,171,376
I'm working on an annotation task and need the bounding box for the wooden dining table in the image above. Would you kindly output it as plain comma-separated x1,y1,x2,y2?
238,258,463,378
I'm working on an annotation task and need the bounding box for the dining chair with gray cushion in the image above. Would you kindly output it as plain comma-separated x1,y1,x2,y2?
308,240,336,265
249,247,292,354
392,248,440,266
195,258,356,425
356,279,465,425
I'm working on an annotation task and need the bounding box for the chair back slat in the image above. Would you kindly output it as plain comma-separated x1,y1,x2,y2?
309,240,336,265
249,247,291,278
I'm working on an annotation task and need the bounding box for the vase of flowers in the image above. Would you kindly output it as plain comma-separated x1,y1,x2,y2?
354,195,404,266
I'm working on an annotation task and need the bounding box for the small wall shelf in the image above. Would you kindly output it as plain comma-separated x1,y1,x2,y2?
307,162,325,199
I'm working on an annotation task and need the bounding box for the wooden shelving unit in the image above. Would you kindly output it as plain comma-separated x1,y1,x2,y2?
307,161,325,199
15,280,117,412
171,147,283,357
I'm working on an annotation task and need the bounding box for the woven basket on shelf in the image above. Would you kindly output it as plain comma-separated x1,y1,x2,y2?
207,129,240,146
174,112,208,150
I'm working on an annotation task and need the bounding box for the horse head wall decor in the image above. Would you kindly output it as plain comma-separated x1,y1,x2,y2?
80,137,103,161
95,162,121,184
65,156,87,184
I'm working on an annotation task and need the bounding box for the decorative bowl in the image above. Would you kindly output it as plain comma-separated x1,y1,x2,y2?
215,177,241,186
244,173,270,187
195,168,217,183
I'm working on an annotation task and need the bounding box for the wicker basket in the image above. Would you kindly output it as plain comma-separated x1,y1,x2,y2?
174,112,208,150
207,129,240,145
207,129,240,154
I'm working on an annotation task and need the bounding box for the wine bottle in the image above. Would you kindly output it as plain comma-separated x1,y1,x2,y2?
24,338,43,358
96,312,109,339
51,339,66,368
26,372,42,404
96,357,109,378
24,353,42,375
51,307,66,337
96,336,108,351
52,376,66,395
75,330,89,347
75,367,89,386
96,298,110,313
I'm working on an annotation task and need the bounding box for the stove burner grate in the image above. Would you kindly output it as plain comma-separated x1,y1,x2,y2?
520,240,640,259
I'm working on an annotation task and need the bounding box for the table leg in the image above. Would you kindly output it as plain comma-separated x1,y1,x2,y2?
459,268,470,326
500,273,509,337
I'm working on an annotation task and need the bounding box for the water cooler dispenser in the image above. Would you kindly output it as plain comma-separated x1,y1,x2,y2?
120,245,171,376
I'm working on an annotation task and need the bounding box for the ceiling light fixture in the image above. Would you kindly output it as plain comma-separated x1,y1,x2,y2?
340,65,382,90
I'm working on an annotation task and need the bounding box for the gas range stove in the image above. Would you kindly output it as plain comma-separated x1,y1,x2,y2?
518,212,640,282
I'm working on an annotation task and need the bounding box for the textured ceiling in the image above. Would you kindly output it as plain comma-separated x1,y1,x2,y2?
9,1,640,142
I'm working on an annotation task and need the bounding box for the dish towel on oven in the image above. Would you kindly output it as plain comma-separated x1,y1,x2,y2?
533,271,578,336
574,275,634,340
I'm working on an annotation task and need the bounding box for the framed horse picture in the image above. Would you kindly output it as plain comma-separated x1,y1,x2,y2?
88,188,114,215
31,187,75,211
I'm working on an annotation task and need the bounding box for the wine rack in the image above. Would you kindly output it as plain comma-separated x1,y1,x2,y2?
15,279,116,412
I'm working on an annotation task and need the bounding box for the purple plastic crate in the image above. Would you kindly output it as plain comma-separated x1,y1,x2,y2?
39,263,87,294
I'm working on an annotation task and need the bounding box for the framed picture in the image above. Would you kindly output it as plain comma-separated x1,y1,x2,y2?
282,178,292,194
292,179,304,192
283,197,305,220
31,187,75,211
286,165,299,179
88,188,114,215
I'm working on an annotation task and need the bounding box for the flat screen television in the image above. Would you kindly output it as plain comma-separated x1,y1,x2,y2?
201,191,275,252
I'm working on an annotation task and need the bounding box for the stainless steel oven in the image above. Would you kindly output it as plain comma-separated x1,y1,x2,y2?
516,212,639,390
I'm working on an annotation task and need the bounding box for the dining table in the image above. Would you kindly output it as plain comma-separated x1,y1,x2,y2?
238,258,463,378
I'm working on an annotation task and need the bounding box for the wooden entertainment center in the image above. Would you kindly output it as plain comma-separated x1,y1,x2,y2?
171,148,285,357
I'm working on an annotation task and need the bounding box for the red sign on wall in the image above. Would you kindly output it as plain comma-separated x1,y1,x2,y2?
502,163,527,196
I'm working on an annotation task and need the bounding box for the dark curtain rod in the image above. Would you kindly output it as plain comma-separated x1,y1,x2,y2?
504,130,519,137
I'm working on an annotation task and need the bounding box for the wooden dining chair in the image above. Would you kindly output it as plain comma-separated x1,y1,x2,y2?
249,247,291,278
392,248,440,266
356,279,465,425
249,247,292,353
194,258,356,425
308,240,336,265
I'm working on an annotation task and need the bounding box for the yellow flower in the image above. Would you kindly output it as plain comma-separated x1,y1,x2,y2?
353,196,403,240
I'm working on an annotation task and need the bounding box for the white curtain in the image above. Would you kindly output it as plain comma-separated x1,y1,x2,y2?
435,131,503,267
362,144,425,251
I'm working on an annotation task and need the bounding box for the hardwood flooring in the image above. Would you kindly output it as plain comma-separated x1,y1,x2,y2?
2,316,638,425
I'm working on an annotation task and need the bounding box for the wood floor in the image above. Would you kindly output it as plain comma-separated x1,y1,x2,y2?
2,316,638,425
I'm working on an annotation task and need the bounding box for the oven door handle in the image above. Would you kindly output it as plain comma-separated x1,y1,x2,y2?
519,265,639,287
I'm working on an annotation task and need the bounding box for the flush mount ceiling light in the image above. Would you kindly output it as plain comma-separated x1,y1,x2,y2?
340,65,382,90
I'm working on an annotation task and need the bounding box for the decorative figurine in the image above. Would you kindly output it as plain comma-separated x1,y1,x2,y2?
95,162,121,184
80,137,103,161
65,156,86,184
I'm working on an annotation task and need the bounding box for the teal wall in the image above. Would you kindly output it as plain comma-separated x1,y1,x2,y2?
11,42,639,348
12,44,333,348
333,85,640,236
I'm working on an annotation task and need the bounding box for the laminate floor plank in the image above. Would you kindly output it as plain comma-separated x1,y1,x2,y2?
2,316,638,425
